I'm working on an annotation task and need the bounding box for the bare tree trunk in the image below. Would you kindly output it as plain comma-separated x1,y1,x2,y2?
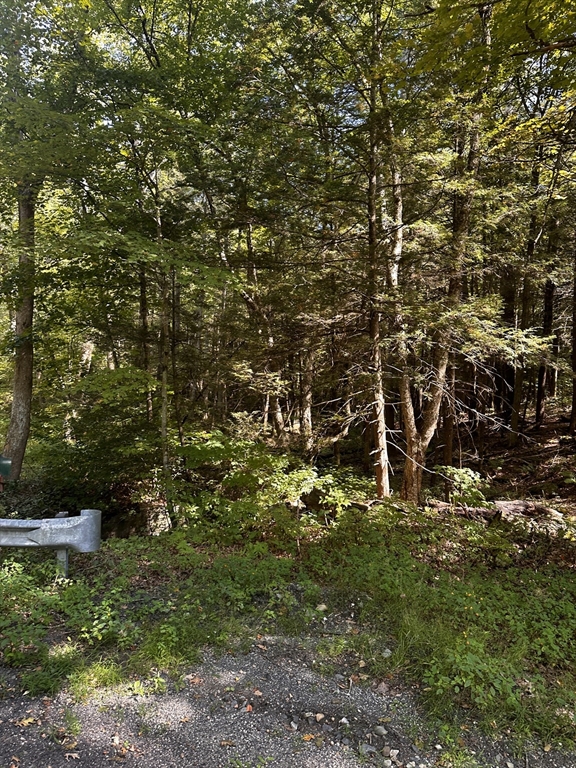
300,348,314,454
535,278,555,426
139,262,154,422
400,346,449,503
171,266,185,446
570,245,576,433
366,21,390,498
4,185,37,479
510,148,541,445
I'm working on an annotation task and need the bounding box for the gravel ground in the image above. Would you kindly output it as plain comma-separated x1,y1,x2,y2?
0,635,574,768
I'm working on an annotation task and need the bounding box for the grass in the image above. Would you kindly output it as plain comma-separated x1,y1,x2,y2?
1,495,575,748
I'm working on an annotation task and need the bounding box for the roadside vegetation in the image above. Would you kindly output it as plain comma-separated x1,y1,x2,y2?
2,436,575,751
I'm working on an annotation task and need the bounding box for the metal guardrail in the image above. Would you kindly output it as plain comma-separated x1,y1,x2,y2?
0,509,102,576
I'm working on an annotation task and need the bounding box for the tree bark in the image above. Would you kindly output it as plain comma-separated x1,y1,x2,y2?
535,278,555,426
399,345,449,503
4,184,37,480
570,244,576,433
300,348,314,454
366,5,390,498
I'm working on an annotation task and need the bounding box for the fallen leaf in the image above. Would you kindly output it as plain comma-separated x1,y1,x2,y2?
253,689,262,696
544,744,552,752
245,704,253,712
15,717,37,727
302,734,315,741
64,754,80,761
185,675,203,685
256,644,268,651
180,717,190,723
220,740,236,747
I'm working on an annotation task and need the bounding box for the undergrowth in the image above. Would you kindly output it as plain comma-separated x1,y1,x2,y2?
1,449,576,749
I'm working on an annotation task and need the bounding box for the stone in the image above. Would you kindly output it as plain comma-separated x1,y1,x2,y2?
315,713,325,722
339,717,350,726
359,744,377,756
374,725,388,737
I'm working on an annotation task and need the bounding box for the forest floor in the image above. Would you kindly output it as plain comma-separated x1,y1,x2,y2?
444,414,576,515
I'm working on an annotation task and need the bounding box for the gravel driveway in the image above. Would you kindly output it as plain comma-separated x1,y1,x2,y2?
0,635,573,768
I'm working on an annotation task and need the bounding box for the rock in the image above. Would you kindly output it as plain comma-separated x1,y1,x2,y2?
359,743,377,755
374,725,388,737
316,604,327,611
322,724,333,732
506,763,514,768
335,673,346,682
342,738,352,746
376,681,389,695
315,713,325,722
382,746,391,756
435,744,442,750
339,717,350,726
390,748,399,759
290,721,298,730
383,761,392,768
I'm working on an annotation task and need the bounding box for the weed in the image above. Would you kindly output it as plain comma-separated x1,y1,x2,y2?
3,465,576,747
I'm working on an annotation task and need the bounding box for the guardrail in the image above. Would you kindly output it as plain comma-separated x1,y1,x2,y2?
0,509,102,576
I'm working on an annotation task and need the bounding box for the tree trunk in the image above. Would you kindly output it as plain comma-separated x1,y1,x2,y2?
366,11,390,499
570,245,576,433
535,278,555,426
139,262,153,421
399,347,449,504
4,185,36,479
300,348,314,454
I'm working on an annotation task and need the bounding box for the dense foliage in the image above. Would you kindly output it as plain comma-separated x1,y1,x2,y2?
0,0,574,509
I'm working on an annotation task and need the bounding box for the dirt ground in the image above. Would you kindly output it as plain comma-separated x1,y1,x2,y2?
1,633,575,768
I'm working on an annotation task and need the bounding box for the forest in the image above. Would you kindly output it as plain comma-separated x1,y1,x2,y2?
0,0,575,513
1,0,576,762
